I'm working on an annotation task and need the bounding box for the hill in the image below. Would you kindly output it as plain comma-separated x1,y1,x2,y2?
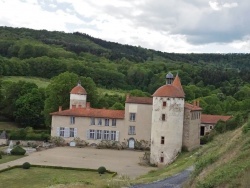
184,120,250,187
0,26,250,128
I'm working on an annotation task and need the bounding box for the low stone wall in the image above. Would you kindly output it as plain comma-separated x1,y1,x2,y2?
0,139,7,145
10,140,44,147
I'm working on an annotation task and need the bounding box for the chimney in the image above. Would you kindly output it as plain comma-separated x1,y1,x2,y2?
72,105,76,109
86,102,91,109
78,104,82,108
126,94,130,100
197,100,200,107
193,100,196,106
59,106,62,112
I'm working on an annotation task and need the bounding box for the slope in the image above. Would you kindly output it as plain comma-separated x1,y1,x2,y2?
185,120,250,188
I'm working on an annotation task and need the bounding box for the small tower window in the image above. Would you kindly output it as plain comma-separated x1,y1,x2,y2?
161,136,165,144
162,114,166,121
160,156,164,163
163,101,166,107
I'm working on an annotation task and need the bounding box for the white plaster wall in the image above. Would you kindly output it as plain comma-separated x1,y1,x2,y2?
70,94,87,108
51,115,124,144
0,139,7,145
150,97,184,166
123,103,152,142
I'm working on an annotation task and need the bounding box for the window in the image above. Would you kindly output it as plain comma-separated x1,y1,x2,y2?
90,117,95,125
104,130,109,140
60,127,65,137
111,131,116,141
128,126,136,135
160,156,164,163
162,114,166,121
70,128,74,137
105,119,109,126
112,119,116,126
161,136,165,144
70,116,75,124
129,113,136,121
97,130,102,139
97,118,102,126
210,126,213,129
89,129,95,139
163,101,167,107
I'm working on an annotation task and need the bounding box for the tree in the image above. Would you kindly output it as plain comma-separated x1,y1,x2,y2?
14,88,45,128
111,102,124,110
1,81,38,120
44,72,79,126
44,72,98,126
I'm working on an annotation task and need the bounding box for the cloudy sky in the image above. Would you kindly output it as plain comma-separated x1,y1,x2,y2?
0,0,249,53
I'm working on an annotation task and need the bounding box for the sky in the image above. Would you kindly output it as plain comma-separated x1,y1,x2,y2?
0,0,249,53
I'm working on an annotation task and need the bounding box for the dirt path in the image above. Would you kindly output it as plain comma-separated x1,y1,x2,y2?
0,147,156,178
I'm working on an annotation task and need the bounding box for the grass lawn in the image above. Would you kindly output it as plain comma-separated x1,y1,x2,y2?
0,167,113,188
0,155,25,165
2,76,50,88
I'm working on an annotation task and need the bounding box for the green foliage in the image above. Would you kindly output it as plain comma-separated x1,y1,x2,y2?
110,102,124,110
10,145,26,155
97,166,106,174
22,162,31,169
242,120,250,134
9,127,49,141
0,154,2,159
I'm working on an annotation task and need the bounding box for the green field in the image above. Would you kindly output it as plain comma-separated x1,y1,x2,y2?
0,167,113,188
0,122,19,130
2,76,50,88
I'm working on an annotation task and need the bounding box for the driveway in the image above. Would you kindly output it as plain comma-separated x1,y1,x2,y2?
0,147,156,178
131,166,194,188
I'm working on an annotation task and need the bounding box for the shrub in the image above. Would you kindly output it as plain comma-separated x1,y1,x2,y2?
98,166,106,174
22,162,31,169
50,136,65,146
0,154,2,159
10,145,26,155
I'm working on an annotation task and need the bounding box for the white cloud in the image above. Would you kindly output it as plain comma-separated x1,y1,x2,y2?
0,0,249,53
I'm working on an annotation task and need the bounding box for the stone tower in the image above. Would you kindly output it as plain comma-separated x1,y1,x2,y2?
150,73,185,166
70,82,87,109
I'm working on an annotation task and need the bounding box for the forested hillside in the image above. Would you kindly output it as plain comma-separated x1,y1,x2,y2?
0,26,249,128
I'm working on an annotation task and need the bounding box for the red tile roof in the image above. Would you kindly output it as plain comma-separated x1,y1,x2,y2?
172,75,185,96
201,114,232,124
185,103,202,111
126,96,153,104
153,75,185,98
70,84,87,95
51,108,125,119
153,85,185,98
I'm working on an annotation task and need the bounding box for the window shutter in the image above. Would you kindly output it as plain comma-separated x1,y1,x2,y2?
116,131,119,141
108,131,111,140
74,128,77,137
101,130,104,140
94,130,97,140
65,127,69,138
86,130,90,140
56,127,60,136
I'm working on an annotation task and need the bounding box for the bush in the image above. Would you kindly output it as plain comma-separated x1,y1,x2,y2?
0,154,2,159
98,166,106,174
10,145,26,155
22,162,31,169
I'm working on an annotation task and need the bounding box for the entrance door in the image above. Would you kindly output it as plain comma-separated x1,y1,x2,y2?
200,126,205,136
128,138,135,149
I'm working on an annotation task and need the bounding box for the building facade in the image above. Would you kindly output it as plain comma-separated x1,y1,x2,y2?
51,73,201,166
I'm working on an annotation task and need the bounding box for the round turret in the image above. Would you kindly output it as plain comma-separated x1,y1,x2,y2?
166,72,174,85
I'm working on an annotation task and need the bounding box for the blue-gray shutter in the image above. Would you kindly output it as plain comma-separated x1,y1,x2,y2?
86,130,90,140
65,127,70,138
94,130,97,140
74,128,77,137
56,127,60,136
116,131,119,141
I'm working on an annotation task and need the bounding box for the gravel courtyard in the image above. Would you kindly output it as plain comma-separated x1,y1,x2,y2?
0,147,156,178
